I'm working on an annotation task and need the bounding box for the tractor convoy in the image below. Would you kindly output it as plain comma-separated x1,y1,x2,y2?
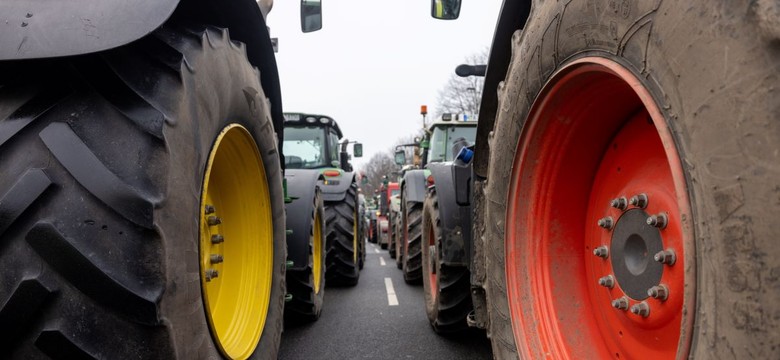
1,0,777,359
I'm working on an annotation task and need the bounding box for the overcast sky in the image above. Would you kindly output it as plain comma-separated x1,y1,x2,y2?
266,1,503,171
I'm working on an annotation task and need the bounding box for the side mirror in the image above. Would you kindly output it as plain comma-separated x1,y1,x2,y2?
301,0,323,33
394,149,406,165
431,0,461,20
353,143,363,158
420,138,430,149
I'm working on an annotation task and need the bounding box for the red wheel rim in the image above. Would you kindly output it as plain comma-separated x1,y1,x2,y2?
505,57,695,359
426,221,438,302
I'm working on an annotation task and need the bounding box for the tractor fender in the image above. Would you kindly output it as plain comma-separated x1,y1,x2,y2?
427,162,473,267
320,172,356,203
401,170,428,204
284,169,323,270
473,0,532,178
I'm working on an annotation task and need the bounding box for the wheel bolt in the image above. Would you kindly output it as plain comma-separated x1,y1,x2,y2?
210,254,224,264
630,301,650,317
654,249,676,265
646,213,668,229
597,217,613,229
211,234,224,244
598,275,615,289
611,296,629,311
207,216,222,226
610,197,628,210
205,204,216,214
647,284,669,301
205,269,219,281
629,193,648,208
593,245,609,259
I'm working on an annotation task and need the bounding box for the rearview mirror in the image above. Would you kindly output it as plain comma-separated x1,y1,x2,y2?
301,0,323,33
431,0,461,20
353,143,363,158
394,149,406,165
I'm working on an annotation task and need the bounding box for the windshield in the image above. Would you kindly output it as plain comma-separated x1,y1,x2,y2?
428,125,477,162
391,189,400,197
284,126,328,169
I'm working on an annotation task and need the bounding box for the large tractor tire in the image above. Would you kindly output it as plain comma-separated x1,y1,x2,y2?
483,1,780,359
388,211,397,259
285,190,326,322
421,192,472,333
0,25,286,359
402,201,423,284
324,183,360,286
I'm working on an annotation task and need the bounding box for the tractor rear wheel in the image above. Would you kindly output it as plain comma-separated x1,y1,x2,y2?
0,25,286,359
285,190,326,322
388,212,397,259
402,202,423,284
325,183,360,286
483,1,780,358
422,192,472,333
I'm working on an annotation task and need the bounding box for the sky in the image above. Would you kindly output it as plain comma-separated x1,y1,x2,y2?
266,0,504,171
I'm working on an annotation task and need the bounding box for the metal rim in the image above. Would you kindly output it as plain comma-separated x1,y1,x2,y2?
505,57,694,359
313,207,323,293
200,124,273,359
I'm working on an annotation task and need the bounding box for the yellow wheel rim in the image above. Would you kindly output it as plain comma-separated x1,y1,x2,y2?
200,124,273,360
353,208,358,264
313,209,322,293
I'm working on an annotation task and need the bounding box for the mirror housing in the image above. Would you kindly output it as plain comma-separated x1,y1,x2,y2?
420,138,430,149
353,143,363,158
301,0,323,33
431,0,461,20
394,150,406,165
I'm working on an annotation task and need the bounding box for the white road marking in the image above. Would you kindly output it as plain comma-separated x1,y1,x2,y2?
384,277,399,306
374,247,380,253
379,257,386,266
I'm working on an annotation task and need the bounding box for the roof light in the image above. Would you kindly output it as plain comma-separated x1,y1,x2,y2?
319,117,330,124
305,116,317,123
421,105,428,115
442,113,452,121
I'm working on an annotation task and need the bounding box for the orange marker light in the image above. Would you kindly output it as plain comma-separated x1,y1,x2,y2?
323,170,341,177
421,105,428,115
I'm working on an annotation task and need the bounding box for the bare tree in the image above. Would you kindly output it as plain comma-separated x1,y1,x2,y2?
434,49,489,119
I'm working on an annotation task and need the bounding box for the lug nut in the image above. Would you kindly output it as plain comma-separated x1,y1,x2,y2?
630,301,650,317
205,204,215,214
598,275,615,289
647,284,669,301
597,217,614,229
211,234,224,244
629,193,649,209
611,296,629,311
593,245,609,259
210,254,224,264
646,213,668,229
610,197,628,210
207,216,222,226
205,269,219,281
653,249,676,265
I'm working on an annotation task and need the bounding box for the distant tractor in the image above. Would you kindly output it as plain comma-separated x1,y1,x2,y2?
283,113,364,288
398,113,477,288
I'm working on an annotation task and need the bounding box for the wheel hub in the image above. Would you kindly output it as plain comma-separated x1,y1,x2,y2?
609,208,663,299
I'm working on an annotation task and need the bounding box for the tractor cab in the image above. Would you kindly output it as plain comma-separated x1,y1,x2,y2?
283,113,362,171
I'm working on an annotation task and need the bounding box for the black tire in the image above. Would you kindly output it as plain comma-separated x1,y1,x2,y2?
0,25,286,358
285,189,326,322
324,183,360,286
483,1,780,358
422,192,472,333
402,201,423,284
388,211,397,258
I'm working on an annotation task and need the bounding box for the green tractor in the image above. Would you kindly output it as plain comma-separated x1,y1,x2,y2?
283,113,364,288
0,0,323,358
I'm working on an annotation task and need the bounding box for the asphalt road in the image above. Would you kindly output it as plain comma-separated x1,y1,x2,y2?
279,242,493,360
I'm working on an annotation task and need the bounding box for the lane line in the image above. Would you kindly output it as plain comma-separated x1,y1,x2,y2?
384,277,399,306
379,257,386,266
374,247,380,253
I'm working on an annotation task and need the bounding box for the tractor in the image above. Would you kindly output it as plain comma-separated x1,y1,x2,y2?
283,113,364,288
0,0,326,358
431,0,780,358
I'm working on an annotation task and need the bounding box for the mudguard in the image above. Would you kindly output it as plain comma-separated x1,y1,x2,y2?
284,169,323,270
401,169,428,204
320,172,356,203
427,162,473,267
473,0,532,178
